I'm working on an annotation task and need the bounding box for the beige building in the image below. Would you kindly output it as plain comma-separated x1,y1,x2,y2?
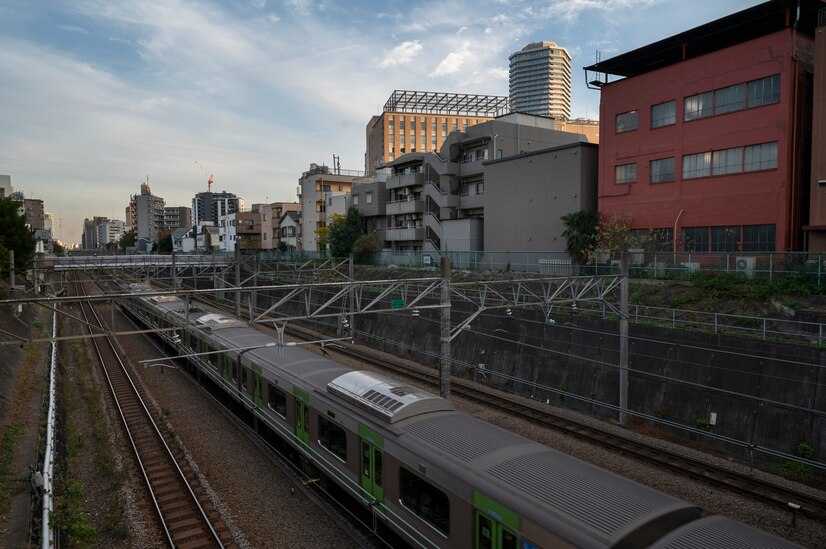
509,41,572,120
251,202,301,250
557,118,600,144
366,90,510,174
297,163,360,252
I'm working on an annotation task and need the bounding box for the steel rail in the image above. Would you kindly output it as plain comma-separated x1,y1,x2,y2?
74,275,226,548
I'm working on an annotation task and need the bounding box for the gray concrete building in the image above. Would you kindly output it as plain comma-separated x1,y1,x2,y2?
163,206,192,231
0,175,12,198
192,191,243,226
133,182,165,252
483,142,597,252
370,113,594,255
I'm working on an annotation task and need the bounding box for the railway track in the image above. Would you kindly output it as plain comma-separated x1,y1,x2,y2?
74,274,234,548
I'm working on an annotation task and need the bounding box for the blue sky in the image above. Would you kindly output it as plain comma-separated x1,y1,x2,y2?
1,0,762,244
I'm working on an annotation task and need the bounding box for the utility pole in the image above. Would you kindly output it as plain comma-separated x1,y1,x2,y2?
439,256,451,398
619,252,629,424
235,239,241,319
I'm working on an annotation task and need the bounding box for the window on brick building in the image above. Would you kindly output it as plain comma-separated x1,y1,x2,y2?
713,83,745,115
682,152,711,179
615,110,638,133
747,74,780,108
615,163,637,184
651,101,676,128
684,92,713,121
744,142,778,172
650,157,675,183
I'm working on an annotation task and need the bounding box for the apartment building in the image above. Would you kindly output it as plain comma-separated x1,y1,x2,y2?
163,206,192,231
371,113,591,253
365,90,510,174
192,190,243,226
81,216,110,250
21,198,45,230
98,219,125,248
297,163,360,252
132,182,166,251
250,202,300,250
509,41,572,120
585,0,820,253
0,175,12,198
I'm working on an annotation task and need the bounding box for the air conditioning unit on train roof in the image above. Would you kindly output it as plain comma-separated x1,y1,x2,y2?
735,256,755,278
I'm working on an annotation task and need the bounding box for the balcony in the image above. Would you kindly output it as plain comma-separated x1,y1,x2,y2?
385,226,424,241
386,197,424,215
459,191,485,209
386,172,424,190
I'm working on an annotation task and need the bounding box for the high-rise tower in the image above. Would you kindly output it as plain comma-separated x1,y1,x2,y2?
509,42,572,120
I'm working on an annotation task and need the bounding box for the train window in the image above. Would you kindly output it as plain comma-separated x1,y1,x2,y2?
399,467,449,536
268,386,287,418
241,367,248,391
318,416,347,462
209,348,220,369
231,362,237,382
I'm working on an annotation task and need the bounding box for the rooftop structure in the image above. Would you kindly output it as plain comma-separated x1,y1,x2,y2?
367,90,510,174
382,90,510,116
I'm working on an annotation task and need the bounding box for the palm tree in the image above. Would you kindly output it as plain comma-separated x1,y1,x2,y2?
561,210,598,265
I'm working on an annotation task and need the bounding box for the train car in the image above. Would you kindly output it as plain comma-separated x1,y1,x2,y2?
119,287,803,549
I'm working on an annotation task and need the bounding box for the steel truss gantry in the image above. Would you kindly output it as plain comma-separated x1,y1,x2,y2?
1,274,621,345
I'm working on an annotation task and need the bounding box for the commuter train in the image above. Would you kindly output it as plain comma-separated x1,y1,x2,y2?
119,284,801,549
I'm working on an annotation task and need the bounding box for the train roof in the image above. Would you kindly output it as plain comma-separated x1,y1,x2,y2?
402,412,701,547
647,515,803,548
206,326,453,423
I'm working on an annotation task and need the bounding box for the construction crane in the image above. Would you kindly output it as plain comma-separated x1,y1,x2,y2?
195,160,214,191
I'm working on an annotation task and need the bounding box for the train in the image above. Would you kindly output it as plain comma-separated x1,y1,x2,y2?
118,283,802,548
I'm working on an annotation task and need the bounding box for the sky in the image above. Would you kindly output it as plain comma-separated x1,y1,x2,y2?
1,0,764,245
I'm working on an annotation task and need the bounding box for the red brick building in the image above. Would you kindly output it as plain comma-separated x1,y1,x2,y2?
585,0,822,252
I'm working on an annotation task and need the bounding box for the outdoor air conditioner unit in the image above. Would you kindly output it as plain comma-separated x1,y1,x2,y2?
681,262,701,272
735,256,755,278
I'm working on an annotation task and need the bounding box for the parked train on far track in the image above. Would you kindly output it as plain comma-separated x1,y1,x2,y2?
119,284,802,549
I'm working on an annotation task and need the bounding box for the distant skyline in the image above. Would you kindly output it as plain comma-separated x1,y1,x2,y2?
1,0,764,244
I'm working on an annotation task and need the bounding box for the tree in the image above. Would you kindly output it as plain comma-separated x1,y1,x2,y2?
561,210,598,265
157,233,173,253
118,231,135,251
0,196,36,279
591,213,651,261
327,207,364,258
53,241,65,257
315,226,330,254
352,234,381,264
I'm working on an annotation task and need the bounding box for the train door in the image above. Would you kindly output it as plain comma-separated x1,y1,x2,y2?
293,388,310,450
474,492,520,549
358,426,384,506
476,514,517,549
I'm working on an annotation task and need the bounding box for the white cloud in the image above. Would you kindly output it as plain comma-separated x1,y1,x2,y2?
250,0,266,8
540,0,662,23
429,41,472,77
378,40,423,68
